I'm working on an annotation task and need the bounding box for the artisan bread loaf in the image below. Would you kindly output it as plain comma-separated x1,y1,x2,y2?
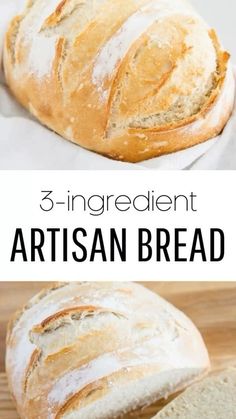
152,368,236,418
3,0,235,162
6,282,210,419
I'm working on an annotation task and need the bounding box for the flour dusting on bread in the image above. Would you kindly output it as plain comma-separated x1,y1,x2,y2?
92,0,195,94
6,283,210,418
4,0,235,162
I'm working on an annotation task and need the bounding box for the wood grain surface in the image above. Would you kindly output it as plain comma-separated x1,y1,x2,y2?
0,282,236,419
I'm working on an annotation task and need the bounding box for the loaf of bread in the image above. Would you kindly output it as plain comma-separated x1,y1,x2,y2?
3,0,235,162
152,368,236,418
6,282,210,419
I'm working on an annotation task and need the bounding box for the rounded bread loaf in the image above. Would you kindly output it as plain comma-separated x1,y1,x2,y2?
6,282,210,419
3,0,235,162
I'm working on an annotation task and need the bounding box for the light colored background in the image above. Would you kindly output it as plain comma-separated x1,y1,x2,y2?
1,171,236,281
191,0,236,62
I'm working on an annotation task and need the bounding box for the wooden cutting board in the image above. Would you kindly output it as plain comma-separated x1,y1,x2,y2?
1,282,236,419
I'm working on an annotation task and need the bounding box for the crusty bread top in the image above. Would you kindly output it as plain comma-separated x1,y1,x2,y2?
153,368,236,418
4,0,218,128
6,282,210,419
3,0,234,162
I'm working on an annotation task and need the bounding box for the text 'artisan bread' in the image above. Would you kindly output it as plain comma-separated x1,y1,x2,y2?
4,0,235,162
6,282,210,419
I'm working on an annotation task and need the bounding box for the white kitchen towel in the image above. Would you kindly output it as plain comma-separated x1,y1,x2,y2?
0,0,235,170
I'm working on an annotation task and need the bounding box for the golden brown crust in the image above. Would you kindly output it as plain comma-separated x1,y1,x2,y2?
56,365,163,418
24,348,42,392
6,282,210,419
43,0,69,29
32,305,125,332
6,283,67,342
3,0,235,163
